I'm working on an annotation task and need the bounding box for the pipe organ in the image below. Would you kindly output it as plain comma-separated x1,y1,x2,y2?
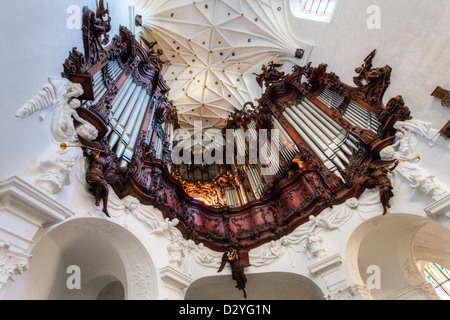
282,99,359,179
317,88,381,133
63,4,413,253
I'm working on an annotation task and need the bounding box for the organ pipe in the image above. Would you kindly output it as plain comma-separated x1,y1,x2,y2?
109,86,144,148
115,92,150,160
292,104,350,166
283,108,341,176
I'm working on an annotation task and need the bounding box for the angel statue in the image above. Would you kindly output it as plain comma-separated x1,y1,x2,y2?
218,247,248,299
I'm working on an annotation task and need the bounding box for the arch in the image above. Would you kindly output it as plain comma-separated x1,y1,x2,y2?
96,279,125,300
5,217,158,300
346,214,450,300
66,275,124,300
185,272,324,300
289,0,338,23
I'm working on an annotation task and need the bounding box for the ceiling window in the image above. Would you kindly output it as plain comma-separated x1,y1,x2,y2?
424,263,450,300
302,0,337,15
290,0,338,23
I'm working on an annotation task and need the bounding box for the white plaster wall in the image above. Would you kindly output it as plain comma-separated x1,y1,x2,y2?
287,0,450,131
4,234,67,300
1,0,450,301
0,0,132,181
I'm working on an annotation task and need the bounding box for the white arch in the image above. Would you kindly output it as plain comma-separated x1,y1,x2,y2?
346,213,450,300
5,217,158,300
185,272,325,300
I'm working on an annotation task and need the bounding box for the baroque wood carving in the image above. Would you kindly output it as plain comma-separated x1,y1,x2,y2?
62,6,414,255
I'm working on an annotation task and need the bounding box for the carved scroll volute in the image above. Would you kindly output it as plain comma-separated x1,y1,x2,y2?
62,48,88,76
90,85,119,123
377,96,412,136
82,3,111,67
62,48,94,101
255,105,273,132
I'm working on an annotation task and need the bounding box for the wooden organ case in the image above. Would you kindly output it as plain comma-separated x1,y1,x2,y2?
63,5,412,258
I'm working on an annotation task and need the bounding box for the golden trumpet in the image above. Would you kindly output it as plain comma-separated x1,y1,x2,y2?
60,143,105,155
375,156,421,170
153,30,161,51
398,156,421,163
265,54,279,68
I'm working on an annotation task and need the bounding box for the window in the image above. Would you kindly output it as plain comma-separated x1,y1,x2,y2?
302,0,337,16
424,263,450,300
290,0,338,23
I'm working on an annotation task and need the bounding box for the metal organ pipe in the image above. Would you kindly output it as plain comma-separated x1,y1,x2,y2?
111,83,139,127
317,88,345,109
226,189,236,207
116,86,145,130
298,101,353,157
292,104,350,166
87,61,122,109
155,136,162,160
92,71,102,88
248,166,263,199
302,99,359,153
108,61,122,81
225,189,232,207
247,120,277,180
283,108,343,179
343,107,368,129
121,95,151,165
115,91,150,160
109,85,144,148
283,108,341,170
234,130,247,157
244,166,259,200
347,101,381,132
121,92,150,146
238,185,248,205
347,103,368,123
317,89,380,134
272,118,298,162
111,78,134,116
231,188,240,207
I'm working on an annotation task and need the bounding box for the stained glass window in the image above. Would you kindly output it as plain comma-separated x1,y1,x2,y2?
424,263,450,300
302,0,337,16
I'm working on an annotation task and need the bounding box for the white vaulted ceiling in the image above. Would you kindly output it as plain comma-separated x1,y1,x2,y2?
132,0,312,129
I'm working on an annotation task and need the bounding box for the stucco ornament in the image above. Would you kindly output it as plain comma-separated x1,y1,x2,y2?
380,125,448,201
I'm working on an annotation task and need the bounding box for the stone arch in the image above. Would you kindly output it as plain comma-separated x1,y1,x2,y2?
346,213,450,300
66,275,125,300
185,272,325,300
6,217,158,300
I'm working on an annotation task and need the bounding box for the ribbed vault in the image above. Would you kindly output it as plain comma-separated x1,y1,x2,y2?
133,0,311,129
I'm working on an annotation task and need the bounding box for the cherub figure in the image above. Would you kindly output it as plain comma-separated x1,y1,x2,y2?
218,247,248,299
93,0,112,46
253,61,285,89
358,160,399,215
86,150,110,217
140,37,167,70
